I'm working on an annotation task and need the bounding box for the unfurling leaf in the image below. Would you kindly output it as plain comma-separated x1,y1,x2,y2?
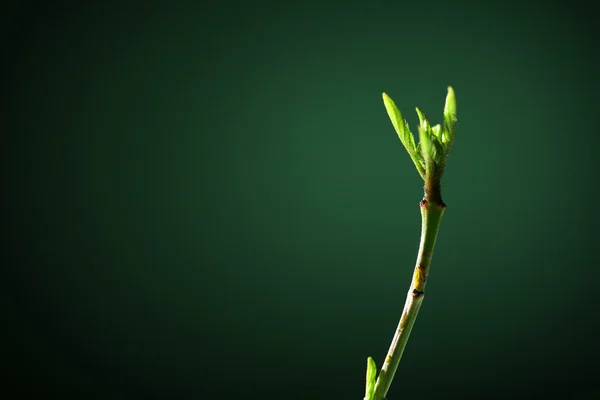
365,357,377,400
382,87,457,181
418,125,435,167
382,93,425,179
443,86,457,147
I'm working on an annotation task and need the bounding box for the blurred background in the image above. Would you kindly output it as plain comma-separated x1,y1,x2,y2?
3,1,599,398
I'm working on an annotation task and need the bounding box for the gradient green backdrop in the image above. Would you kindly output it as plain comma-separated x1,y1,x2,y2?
4,1,599,399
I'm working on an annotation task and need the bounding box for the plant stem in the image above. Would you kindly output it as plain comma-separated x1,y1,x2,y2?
372,181,446,400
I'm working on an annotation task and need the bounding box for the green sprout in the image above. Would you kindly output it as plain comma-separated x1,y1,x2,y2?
364,87,457,400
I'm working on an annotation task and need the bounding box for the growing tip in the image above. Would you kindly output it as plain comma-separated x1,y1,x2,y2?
444,86,456,117
365,357,377,400
382,92,395,110
415,107,427,127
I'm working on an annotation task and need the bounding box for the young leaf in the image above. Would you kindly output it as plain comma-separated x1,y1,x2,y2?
382,93,425,179
415,107,427,129
414,143,425,171
418,125,435,169
383,93,416,153
432,124,443,143
365,357,377,400
443,86,457,145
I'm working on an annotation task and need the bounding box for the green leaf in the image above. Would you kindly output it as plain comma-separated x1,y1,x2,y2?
432,124,443,143
415,107,427,129
418,125,435,168
382,93,425,179
365,357,377,400
414,143,425,170
382,93,416,153
443,86,457,146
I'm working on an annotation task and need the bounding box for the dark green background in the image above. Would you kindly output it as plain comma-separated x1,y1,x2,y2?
4,1,599,398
